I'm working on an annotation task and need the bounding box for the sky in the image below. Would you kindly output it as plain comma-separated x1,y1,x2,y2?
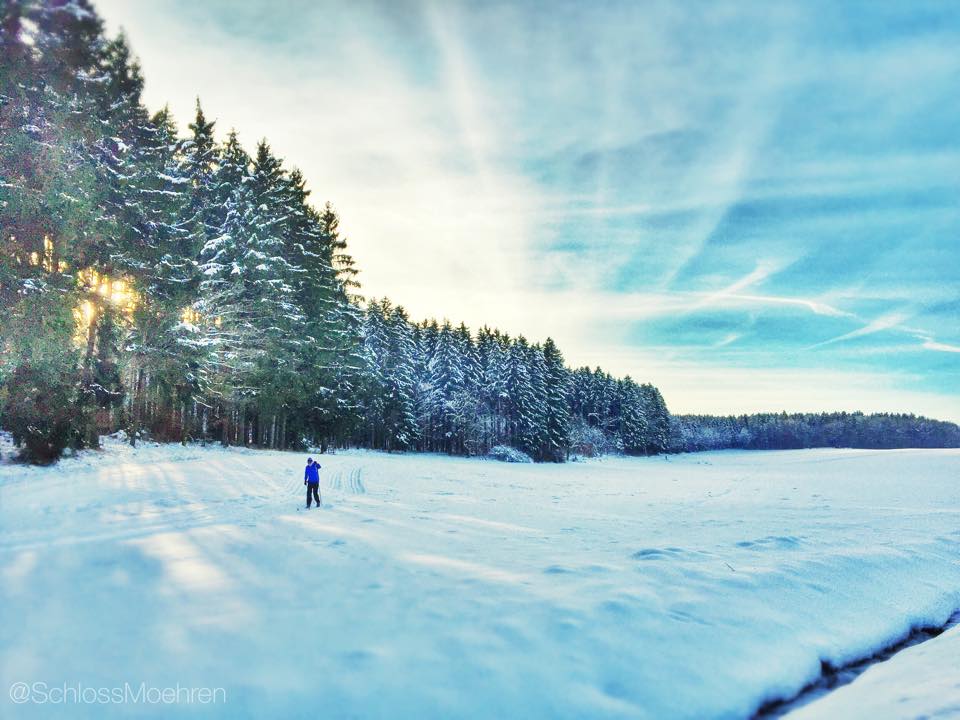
95,0,960,421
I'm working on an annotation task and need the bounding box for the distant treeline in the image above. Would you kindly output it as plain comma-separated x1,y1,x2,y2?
668,412,960,452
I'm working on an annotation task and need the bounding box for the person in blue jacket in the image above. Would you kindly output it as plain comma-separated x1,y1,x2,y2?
304,457,322,508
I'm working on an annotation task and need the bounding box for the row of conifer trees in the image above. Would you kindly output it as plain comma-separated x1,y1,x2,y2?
0,0,673,462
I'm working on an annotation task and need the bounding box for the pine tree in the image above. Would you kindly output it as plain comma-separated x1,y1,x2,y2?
541,338,569,461
474,326,502,451
247,140,307,446
618,378,647,455
427,322,466,453
640,383,670,453
359,299,419,451
525,343,550,460
128,107,209,443
247,140,305,348
383,305,420,451
454,323,482,454
298,200,364,447
193,129,259,442
184,99,219,269
360,299,390,448
505,336,537,456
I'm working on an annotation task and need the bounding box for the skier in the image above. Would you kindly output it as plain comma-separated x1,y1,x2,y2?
304,457,322,508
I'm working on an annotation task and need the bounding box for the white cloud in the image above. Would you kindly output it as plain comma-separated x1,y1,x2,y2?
810,311,913,348
920,339,960,354
685,259,785,313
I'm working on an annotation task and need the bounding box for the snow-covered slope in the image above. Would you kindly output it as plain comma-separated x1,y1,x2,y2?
1,445,958,718
787,621,960,719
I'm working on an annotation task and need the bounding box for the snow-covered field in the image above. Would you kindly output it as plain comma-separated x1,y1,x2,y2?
1,441,958,719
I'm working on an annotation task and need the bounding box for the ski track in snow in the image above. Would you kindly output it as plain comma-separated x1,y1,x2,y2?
1,443,959,719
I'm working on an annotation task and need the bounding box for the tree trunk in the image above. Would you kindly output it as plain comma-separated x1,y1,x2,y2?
130,366,144,448
221,403,230,447
82,302,100,449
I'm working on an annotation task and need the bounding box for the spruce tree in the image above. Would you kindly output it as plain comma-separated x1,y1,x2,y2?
541,338,570,461
505,336,536,456
383,305,420,451
427,322,466,453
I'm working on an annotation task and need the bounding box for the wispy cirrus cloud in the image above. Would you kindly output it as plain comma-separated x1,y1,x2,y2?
810,311,914,348
921,340,960,354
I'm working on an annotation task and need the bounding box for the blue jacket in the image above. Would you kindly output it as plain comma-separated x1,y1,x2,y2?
304,463,320,484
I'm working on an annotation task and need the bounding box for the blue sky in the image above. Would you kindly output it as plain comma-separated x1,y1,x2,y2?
97,0,960,420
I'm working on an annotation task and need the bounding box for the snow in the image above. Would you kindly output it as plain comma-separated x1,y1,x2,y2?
488,444,534,463
1,445,958,718
788,621,960,719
